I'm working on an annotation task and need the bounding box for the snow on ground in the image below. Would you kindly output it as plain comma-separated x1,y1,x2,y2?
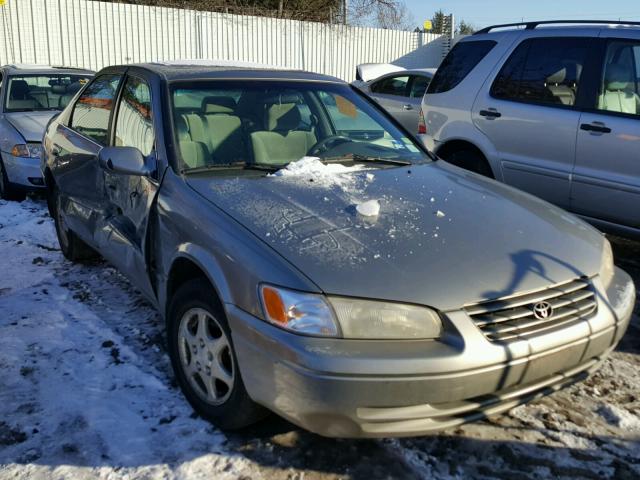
1,198,639,480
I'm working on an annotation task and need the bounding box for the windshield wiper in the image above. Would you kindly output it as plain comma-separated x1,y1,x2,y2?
323,155,412,166
181,162,280,175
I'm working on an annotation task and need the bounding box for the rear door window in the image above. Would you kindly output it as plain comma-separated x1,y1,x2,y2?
409,75,431,98
371,75,410,96
70,74,122,145
491,37,591,107
427,40,496,94
596,40,640,117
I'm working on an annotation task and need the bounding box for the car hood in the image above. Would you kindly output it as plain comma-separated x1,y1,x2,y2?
5,111,57,142
186,162,604,311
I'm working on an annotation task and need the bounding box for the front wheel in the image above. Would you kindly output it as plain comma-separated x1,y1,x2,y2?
167,280,267,430
52,186,97,262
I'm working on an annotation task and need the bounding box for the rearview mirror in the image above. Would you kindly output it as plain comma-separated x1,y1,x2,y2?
98,146,151,176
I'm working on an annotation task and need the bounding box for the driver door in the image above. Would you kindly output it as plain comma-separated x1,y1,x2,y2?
97,72,160,300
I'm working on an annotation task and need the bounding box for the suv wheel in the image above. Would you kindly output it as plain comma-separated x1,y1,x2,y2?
52,186,97,262
168,280,267,430
0,158,26,201
442,148,494,178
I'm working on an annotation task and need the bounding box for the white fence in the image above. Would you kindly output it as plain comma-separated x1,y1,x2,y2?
0,0,446,81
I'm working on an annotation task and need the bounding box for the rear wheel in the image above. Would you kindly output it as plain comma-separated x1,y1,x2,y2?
440,148,494,178
0,158,26,201
52,186,97,262
168,280,267,430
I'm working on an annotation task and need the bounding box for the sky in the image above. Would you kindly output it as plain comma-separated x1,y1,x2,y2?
403,0,640,30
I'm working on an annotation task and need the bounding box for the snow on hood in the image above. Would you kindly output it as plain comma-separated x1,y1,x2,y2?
270,156,367,193
187,161,604,310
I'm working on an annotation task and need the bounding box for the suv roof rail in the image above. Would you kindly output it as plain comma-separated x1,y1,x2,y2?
475,19,640,35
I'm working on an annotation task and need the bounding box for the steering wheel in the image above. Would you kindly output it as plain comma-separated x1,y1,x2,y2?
308,135,352,156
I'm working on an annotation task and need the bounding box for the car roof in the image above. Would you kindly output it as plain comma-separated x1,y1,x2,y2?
1,64,94,75
471,21,640,39
107,60,345,84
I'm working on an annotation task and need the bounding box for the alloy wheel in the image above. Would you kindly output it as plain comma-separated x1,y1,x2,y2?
177,307,235,406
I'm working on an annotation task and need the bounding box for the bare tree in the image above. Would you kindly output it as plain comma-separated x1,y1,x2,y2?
346,0,415,30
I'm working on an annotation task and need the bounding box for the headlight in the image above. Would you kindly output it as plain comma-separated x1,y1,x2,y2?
11,143,43,158
600,238,615,290
330,297,442,339
259,285,339,337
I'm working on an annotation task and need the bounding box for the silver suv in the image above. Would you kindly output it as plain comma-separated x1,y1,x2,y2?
420,21,640,238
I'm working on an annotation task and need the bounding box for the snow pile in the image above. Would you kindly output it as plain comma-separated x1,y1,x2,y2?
271,156,366,192
356,199,380,217
0,199,258,479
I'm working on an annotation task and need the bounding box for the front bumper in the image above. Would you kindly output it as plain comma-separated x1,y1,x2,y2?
1,151,45,189
228,268,634,438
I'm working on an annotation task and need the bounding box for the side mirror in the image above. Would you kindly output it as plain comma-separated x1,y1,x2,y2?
98,146,151,176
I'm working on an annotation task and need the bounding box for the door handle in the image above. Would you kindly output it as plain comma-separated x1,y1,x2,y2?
479,109,502,118
403,104,413,110
51,146,61,157
580,123,611,134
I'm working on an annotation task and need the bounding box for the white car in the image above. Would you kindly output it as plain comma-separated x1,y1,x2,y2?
353,67,437,132
420,20,640,238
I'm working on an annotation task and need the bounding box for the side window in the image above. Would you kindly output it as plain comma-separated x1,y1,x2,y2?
114,76,155,155
371,75,410,96
597,40,640,117
427,40,496,94
491,37,590,107
409,75,431,98
70,74,121,145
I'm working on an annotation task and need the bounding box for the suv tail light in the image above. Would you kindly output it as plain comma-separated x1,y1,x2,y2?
418,107,427,134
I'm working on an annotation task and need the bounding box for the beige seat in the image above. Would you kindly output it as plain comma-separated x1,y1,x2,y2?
182,96,245,164
545,66,576,106
250,103,317,165
176,116,208,169
598,63,640,115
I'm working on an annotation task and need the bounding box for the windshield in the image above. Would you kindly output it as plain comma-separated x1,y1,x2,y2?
5,74,92,112
170,80,430,172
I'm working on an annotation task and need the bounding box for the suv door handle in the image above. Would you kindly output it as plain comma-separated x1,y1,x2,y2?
580,123,611,134
479,109,501,118
402,104,413,110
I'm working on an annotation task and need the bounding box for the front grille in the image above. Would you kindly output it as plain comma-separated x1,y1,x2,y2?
466,278,597,342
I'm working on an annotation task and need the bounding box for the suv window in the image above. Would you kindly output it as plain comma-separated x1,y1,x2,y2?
491,37,590,107
70,74,122,145
371,75,410,96
427,40,496,94
114,76,155,155
597,40,640,116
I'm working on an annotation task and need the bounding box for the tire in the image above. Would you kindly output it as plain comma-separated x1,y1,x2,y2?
442,148,494,178
167,280,267,430
51,185,97,262
0,158,26,201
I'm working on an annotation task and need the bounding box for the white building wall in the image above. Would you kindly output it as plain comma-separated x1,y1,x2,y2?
0,0,444,81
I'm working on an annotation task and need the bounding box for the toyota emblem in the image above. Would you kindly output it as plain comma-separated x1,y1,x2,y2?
532,301,553,320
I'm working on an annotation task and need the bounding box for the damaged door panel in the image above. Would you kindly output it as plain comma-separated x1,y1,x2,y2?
98,73,159,300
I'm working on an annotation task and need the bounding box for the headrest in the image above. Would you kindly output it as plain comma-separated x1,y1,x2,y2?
176,115,190,141
265,92,303,105
201,96,236,113
51,84,67,94
66,82,82,94
605,64,632,91
10,80,30,99
546,67,566,85
266,103,301,131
